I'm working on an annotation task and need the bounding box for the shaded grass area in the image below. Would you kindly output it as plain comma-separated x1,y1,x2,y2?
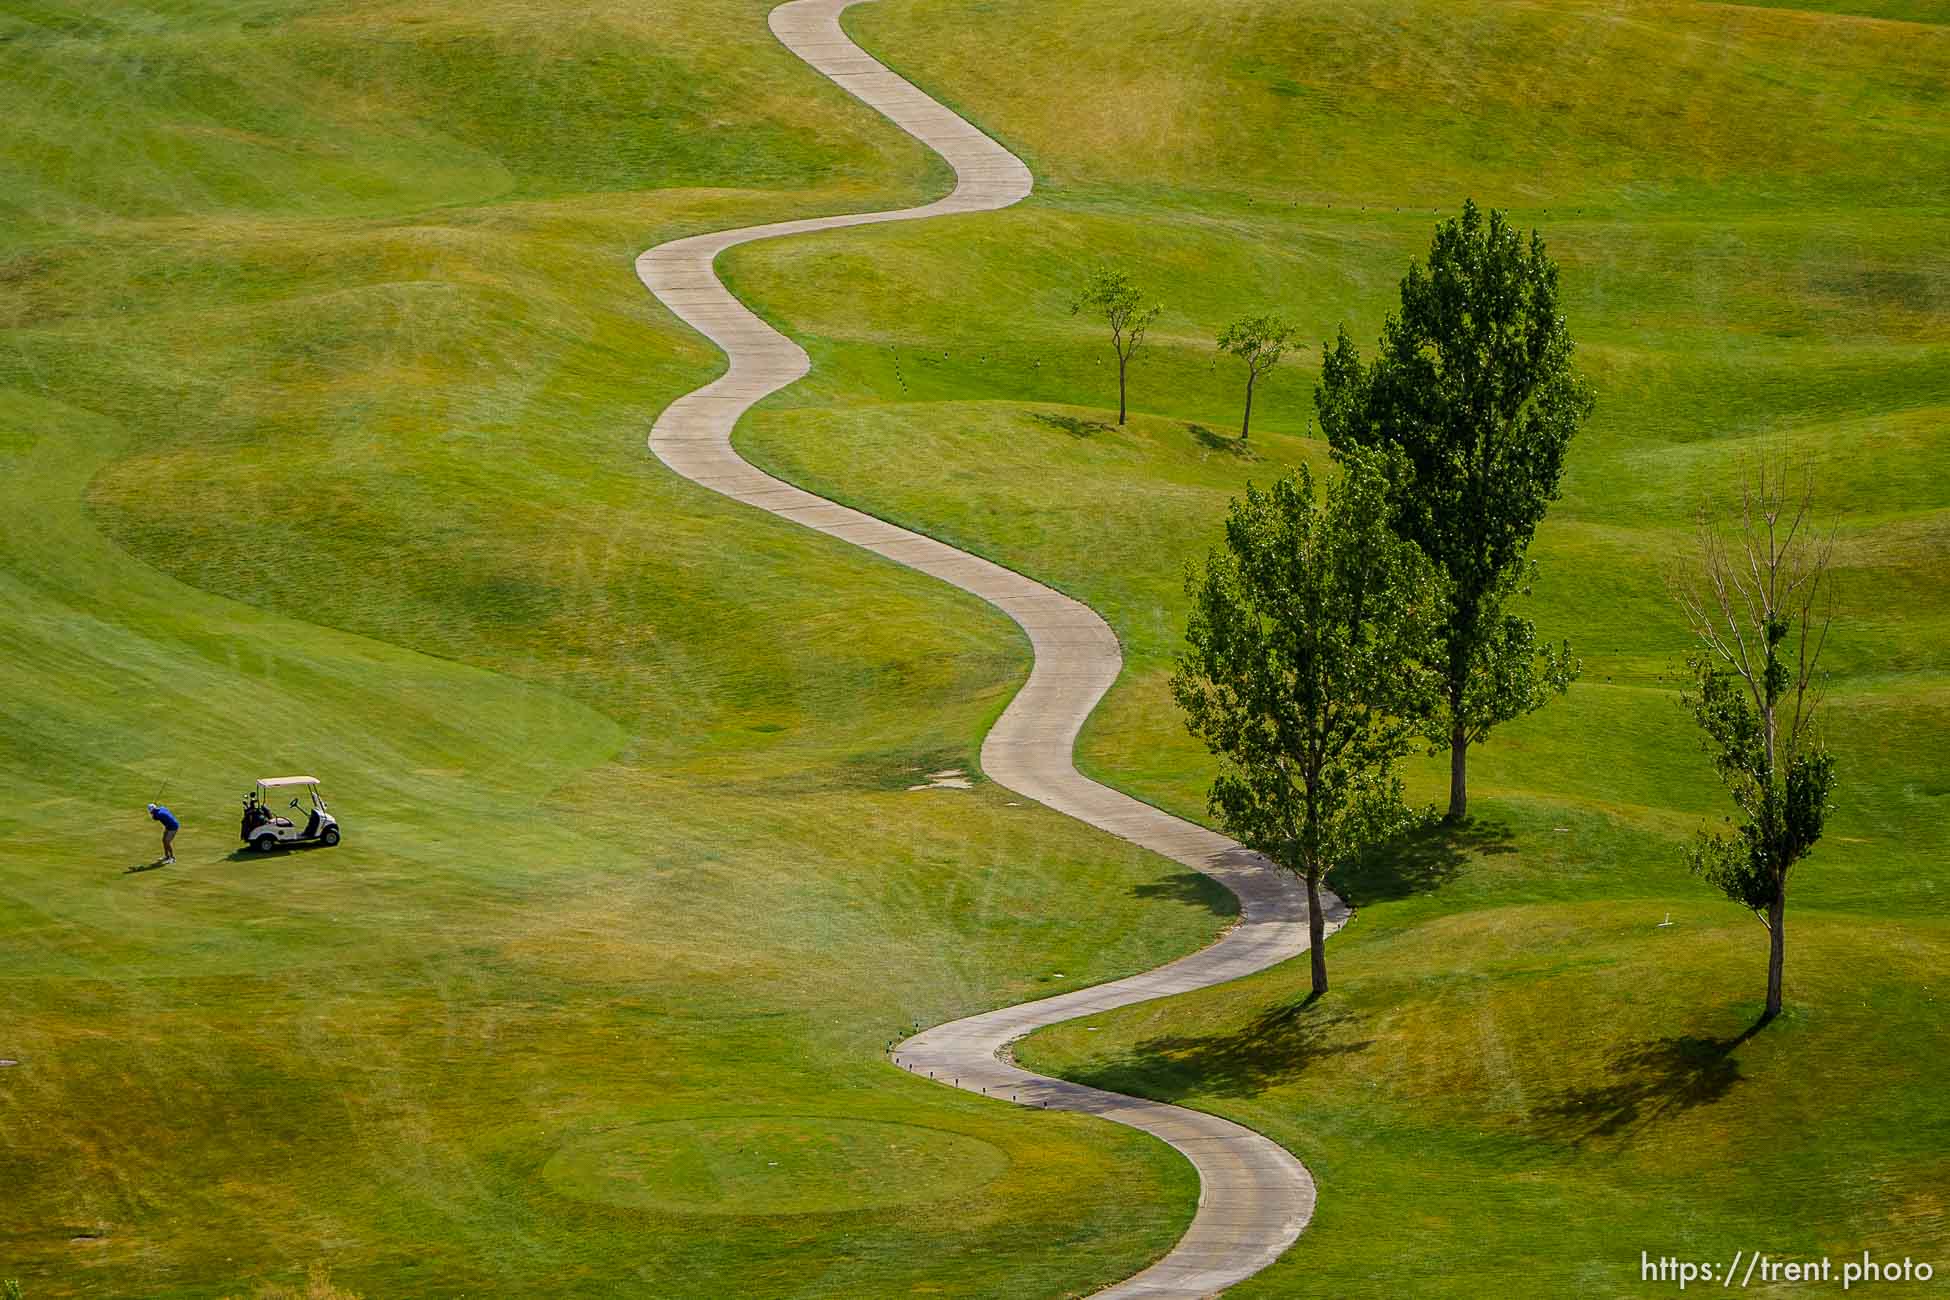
1021,887,1950,1297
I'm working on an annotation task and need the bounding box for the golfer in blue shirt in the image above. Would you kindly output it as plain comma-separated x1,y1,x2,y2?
147,802,179,864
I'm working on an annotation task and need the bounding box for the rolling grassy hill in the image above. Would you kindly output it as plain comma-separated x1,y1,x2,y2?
3,0,1946,1297
724,0,1950,1294
0,2,1231,1296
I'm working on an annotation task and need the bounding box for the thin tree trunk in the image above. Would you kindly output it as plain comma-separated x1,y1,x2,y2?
1241,375,1255,440
1447,723,1468,821
1306,870,1328,996
1764,891,1786,1020
1117,355,1128,425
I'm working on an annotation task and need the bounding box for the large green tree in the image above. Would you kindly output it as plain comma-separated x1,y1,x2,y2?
1071,266,1161,425
1673,456,1838,1022
1173,452,1441,996
1316,200,1592,819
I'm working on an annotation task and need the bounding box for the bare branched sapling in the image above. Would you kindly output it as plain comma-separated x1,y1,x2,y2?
1670,451,1838,1021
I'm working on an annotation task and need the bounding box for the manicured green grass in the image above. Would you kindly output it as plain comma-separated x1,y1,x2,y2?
6,0,1947,1295
1023,902,1950,1298
722,0,1948,1291
0,2,1224,1295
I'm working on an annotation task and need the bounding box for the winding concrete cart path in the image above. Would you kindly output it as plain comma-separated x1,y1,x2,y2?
637,2,1348,1294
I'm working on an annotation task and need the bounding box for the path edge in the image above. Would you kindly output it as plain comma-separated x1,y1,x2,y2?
635,4,1350,1295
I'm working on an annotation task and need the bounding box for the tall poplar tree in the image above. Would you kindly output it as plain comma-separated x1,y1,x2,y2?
1316,200,1591,819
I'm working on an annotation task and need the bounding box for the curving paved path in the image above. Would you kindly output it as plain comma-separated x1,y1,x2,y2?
637,2,1349,1295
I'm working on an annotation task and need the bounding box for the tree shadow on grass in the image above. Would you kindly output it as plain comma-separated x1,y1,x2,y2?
1189,423,1259,459
1032,411,1113,439
1532,1018,1767,1145
1056,999,1372,1101
1333,816,1515,906
1130,870,1241,920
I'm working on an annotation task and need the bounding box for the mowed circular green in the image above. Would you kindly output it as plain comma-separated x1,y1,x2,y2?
542,1115,1011,1216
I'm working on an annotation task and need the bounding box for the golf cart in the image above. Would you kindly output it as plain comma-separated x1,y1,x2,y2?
241,776,340,852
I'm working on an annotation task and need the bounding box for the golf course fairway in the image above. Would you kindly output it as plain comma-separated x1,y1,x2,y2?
3,0,1947,1296
641,5,1352,1294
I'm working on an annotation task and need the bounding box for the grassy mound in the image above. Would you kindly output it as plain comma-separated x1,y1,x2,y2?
0,2,1226,1295
5,0,1946,1294
719,0,1946,1292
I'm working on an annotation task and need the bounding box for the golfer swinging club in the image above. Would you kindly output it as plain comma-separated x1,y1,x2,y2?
147,801,179,864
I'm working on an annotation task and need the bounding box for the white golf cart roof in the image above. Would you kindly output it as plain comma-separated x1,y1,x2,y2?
258,776,321,787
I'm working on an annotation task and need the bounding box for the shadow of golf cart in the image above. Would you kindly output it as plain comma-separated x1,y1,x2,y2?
241,776,340,853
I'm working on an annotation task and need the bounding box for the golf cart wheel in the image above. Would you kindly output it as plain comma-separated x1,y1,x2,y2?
321,826,340,847
253,835,278,853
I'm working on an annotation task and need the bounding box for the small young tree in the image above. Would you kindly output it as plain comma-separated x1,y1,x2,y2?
1671,454,1837,1022
1173,452,1442,996
1071,266,1161,425
1316,199,1592,819
1217,314,1295,440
